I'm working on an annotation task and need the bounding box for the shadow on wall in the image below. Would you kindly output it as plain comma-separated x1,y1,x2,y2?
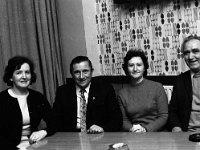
112,0,178,16
113,0,193,5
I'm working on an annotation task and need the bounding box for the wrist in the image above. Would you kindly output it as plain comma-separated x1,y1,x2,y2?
41,130,47,136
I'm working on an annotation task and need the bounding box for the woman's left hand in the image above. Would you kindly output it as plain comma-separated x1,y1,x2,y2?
29,130,47,143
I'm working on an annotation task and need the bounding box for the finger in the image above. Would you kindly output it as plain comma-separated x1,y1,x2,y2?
88,128,100,133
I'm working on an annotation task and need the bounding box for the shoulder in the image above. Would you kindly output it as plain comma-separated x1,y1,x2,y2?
57,84,68,91
177,70,190,80
118,84,130,94
27,89,51,106
90,77,115,96
28,89,47,102
91,77,113,89
28,88,44,96
57,82,75,91
0,89,9,96
0,89,10,101
144,78,163,88
172,70,191,87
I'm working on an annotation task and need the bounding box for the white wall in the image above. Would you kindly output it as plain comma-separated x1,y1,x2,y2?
56,0,87,77
82,0,101,76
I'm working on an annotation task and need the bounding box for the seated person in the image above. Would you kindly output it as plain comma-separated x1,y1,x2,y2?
117,49,168,132
52,56,122,133
168,35,200,132
0,56,55,149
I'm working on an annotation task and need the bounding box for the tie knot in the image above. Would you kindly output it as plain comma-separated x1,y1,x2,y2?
80,89,86,95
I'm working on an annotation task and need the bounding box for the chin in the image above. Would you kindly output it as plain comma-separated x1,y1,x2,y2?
20,86,29,88
131,76,141,79
78,83,87,89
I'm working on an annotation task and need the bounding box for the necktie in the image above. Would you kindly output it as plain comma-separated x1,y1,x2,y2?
80,89,87,132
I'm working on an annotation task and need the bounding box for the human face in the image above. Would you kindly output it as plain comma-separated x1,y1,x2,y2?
72,61,93,89
183,39,200,73
11,63,31,90
127,57,145,80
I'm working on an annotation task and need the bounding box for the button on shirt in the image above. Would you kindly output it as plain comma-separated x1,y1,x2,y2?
76,85,90,129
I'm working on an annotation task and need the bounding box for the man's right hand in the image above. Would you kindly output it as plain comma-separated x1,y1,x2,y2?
87,124,104,133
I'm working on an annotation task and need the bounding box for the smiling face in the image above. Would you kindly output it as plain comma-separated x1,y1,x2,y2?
127,56,145,80
11,63,31,90
72,61,93,89
183,39,200,73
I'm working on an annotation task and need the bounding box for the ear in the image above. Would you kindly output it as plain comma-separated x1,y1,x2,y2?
10,78,13,81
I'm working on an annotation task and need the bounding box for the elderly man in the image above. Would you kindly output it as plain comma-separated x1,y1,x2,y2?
168,35,200,132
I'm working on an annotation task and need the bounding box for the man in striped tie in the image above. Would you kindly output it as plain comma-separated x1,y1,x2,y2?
53,56,122,133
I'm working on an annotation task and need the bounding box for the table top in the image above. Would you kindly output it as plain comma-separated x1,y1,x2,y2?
27,132,200,150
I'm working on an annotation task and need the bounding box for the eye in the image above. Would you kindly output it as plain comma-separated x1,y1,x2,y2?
25,71,31,74
83,70,89,74
192,49,200,54
73,71,80,75
183,51,189,56
15,71,22,75
128,63,134,67
137,63,142,66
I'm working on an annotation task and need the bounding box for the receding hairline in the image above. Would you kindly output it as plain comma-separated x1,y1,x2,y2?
182,36,200,52
72,60,93,70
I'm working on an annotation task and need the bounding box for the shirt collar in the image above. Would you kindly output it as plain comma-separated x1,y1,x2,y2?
76,83,91,95
191,71,195,78
191,70,200,78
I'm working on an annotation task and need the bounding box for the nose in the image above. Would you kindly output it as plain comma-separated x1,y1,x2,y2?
188,52,194,59
80,72,84,79
22,72,26,78
133,65,137,71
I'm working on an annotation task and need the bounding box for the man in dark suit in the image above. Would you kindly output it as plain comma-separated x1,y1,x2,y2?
52,56,122,133
168,35,200,132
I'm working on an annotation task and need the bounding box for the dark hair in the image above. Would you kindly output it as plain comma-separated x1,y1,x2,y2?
181,35,200,53
70,56,94,75
123,49,149,76
3,56,37,86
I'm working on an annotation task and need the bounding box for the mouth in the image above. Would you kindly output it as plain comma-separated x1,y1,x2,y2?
20,80,29,84
132,72,140,75
79,80,87,84
188,60,198,65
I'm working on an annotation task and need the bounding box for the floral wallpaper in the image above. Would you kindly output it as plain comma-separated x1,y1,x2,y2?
95,0,200,76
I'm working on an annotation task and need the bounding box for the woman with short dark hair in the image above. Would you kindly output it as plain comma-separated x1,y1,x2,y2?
118,49,168,132
0,56,54,149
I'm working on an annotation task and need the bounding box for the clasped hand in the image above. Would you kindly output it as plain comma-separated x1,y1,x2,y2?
130,124,146,133
87,124,104,133
29,130,47,143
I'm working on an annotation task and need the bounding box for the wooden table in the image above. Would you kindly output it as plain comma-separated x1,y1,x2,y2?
27,132,200,150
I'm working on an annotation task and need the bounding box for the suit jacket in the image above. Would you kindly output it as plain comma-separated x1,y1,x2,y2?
168,70,193,131
0,89,55,147
52,77,122,132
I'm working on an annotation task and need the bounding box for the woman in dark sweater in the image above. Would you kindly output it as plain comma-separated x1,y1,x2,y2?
0,56,55,149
